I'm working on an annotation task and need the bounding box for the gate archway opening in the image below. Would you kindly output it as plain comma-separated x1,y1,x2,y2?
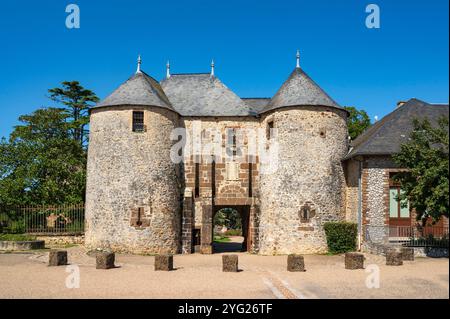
212,206,250,253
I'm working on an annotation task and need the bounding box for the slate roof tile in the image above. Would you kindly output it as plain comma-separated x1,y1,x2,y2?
345,98,449,159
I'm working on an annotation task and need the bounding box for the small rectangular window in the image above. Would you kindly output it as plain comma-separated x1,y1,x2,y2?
211,160,216,198
267,121,274,140
132,111,145,132
226,128,238,156
248,163,253,197
195,163,200,198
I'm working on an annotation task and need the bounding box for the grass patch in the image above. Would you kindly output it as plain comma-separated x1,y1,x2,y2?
223,229,242,236
0,233,37,241
213,235,231,243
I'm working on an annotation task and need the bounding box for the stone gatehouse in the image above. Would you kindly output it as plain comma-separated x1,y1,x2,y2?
84,54,449,255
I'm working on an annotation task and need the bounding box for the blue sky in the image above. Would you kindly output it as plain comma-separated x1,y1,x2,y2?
0,0,448,138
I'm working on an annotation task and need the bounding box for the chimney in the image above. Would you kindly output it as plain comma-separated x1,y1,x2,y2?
397,101,406,108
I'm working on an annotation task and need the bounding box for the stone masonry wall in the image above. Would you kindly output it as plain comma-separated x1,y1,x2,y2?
258,106,348,255
361,156,398,249
85,106,181,254
344,158,360,224
181,117,260,228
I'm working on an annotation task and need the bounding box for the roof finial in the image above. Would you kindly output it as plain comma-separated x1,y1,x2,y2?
166,60,171,79
296,50,300,68
210,59,215,78
136,54,142,73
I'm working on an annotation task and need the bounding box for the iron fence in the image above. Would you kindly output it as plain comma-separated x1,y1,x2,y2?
0,203,85,235
363,224,449,248
389,225,449,248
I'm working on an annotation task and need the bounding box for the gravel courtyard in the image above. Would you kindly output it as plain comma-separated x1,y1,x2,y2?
0,244,448,299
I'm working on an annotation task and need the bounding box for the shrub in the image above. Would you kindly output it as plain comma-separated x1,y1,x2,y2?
324,222,358,254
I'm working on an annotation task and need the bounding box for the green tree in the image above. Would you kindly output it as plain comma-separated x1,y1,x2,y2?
392,116,449,223
0,108,86,206
214,208,242,229
344,106,371,140
48,81,99,147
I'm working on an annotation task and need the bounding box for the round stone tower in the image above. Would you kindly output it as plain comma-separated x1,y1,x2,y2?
257,65,349,255
85,68,181,254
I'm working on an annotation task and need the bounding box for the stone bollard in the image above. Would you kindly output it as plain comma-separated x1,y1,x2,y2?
401,247,414,261
345,252,364,270
48,250,68,266
222,254,239,272
155,254,174,271
287,254,306,272
96,252,115,269
386,249,403,266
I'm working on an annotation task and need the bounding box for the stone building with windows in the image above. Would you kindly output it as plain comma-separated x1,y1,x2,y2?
84,54,448,255
343,98,449,254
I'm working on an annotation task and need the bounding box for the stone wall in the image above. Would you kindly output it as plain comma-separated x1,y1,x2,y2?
344,158,360,223
361,156,399,249
181,117,260,249
36,235,85,246
258,106,348,255
85,106,181,254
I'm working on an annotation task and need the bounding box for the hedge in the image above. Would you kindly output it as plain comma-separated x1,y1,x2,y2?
323,222,358,254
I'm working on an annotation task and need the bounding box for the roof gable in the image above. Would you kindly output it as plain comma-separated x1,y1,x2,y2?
345,98,449,159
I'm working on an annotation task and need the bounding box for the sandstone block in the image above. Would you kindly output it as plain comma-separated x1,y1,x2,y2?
96,252,115,269
222,254,238,272
401,247,414,261
386,250,403,266
48,250,68,266
155,254,174,271
287,254,305,272
345,252,364,269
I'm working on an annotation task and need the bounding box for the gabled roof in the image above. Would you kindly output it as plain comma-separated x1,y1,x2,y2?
345,98,449,160
261,67,342,114
95,72,175,111
160,73,252,116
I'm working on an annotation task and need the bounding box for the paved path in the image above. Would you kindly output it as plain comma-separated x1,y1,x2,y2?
213,236,243,253
0,246,448,299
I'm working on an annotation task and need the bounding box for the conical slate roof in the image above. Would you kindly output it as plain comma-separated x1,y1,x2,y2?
95,71,175,111
261,67,341,114
161,74,252,116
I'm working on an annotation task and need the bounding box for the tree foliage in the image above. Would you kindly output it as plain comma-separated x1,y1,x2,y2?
344,106,371,140
392,116,449,223
0,81,98,206
48,81,98,147
214,208,242,229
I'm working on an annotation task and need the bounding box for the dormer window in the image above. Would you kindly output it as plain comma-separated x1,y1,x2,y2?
132,111,145,132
